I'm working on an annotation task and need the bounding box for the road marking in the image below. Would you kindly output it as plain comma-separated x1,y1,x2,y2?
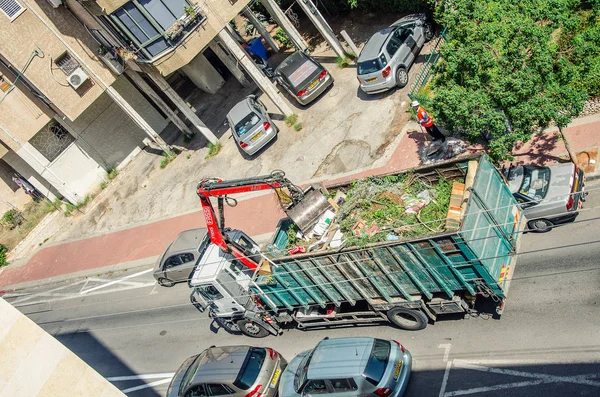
80,268,154,294
121,378,173,393
439,343,452,362
107,373,175,381
439,361,453,397
442,359,600,396
11,280,87,305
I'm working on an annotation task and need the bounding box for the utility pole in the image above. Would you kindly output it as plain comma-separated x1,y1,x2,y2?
217,28,294,117
296,0,346,59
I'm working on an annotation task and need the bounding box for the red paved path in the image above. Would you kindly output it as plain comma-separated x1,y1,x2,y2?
1,118,599,288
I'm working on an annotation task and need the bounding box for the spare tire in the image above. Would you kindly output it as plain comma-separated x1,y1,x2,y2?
387,307,428,331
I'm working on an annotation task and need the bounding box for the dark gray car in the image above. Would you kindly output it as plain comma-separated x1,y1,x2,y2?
226,95,278,156
275,51,334,105
357,13,431,94
167,345,287,397
153,228,210,287
504,163,585,232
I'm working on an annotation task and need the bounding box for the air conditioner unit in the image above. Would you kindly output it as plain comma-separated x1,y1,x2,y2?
67,67,89,90
46,0,63,8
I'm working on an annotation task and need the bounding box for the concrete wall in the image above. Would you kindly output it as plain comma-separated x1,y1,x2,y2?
0,298,126,397
65,74,168,168
3,151,61,203
182,51,225,94
0,0,116,121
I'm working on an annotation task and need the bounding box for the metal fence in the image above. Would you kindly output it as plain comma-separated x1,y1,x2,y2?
408,27,447,100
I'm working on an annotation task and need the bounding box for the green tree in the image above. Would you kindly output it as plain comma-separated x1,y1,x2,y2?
429,0,593,161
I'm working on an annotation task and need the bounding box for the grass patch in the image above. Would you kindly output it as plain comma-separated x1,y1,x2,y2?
100,181,107,190
0,199,62,252
284,114,298,127
293,122,303,131
205,141,222,159
0,244,8,266
160,152,177,169
106,168,118,180
186,154,192,159
336,55,352,68
64,195,90,217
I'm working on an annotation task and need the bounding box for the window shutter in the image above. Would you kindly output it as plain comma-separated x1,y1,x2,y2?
0,0,26,22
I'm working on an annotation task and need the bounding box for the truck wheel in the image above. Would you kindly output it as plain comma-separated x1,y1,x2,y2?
237,319,269,338
157,277,175,287
387,307,428,331
528,219,553,232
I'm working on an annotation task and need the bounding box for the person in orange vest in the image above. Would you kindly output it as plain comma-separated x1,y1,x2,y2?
411,101,445,142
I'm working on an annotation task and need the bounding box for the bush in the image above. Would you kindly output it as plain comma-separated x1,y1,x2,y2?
284,114,298,127
1,209,23,229
275,28,292,49
336,56,352,68
293,122,303,131
0,244,8,267
205,142,222,159
160,152,177,169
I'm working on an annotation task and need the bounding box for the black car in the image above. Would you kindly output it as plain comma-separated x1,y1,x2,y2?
274,51,334,105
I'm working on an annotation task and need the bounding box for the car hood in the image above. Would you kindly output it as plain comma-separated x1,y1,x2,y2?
278,349,310,397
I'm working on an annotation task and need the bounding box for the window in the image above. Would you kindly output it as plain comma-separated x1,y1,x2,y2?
55,53,80,76
303,379,328,394
519,166,551,200
234,348,266,390
180,253,195,264
205,384,235,396
196,284,224,301
386,34,402,56
29,121,75,163
109,0,203,59
363,339,391,386
184,384,207,397
357,53,388,75
330,378,357,393
233,113,261,137
164,255,183,268
0,0,25,22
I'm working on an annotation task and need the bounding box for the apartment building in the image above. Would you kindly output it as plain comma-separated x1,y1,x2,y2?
0,0,312,210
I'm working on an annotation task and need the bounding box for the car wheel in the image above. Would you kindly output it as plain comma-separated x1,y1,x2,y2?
236,319,270,338
528,219,553,232
387,307,428,331
157,277,175,287
396,67,409,88
424,23,435,42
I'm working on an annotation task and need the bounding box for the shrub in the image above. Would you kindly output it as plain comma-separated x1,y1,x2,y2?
284,114,298,127
160,152,177,169
293,122,303,131
275,28,292,49
0,244,8,267
1,209,23,229
205,142,222,159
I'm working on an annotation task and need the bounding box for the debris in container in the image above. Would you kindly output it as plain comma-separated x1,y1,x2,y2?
386,234,399,241
312,210,335,236
288,245,306,255
329,229,344,248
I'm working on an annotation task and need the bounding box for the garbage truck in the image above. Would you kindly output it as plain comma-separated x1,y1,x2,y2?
189,154,523,338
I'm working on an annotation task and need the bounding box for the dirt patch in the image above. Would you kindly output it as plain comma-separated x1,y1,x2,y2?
0,200,59,252
375,103,412,157
313,139,373,177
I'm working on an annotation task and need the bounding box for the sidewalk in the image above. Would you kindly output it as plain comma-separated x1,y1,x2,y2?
1,115,599,290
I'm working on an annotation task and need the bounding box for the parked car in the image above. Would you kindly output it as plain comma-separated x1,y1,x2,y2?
153,228,210,287
275,51,333,105
226,95,278,156
279,337,412,397
503,162,585,232
166,345,287,397
357,13,432,94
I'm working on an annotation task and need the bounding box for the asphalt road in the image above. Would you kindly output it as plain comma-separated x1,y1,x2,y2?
5,180,600,397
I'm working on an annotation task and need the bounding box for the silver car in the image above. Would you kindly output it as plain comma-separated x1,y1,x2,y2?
504,162,585,232
226,95,278,156
275,51,334,106
357,14,430,94
167,345,287,397
153,228,210,287
279,337,412,397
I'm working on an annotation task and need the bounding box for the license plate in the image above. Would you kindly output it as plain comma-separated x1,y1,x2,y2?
270,368,281,387
308,80,319,89
394,360,403,380
366,77,377,82
251,131,263,141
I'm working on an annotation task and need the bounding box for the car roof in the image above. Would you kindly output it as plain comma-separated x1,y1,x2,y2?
191,346,250,384
307,337,374,379
358,27,394,61
275,51,313,75
166,228,208,256
228,98,255,124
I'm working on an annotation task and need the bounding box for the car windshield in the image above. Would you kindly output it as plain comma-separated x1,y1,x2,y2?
287,59,319,89
234,348,266,390
519,166,551,200
358,53,387,75
363,339,391,386
234,112,261,136
179,352,206,395
294,350,315,392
